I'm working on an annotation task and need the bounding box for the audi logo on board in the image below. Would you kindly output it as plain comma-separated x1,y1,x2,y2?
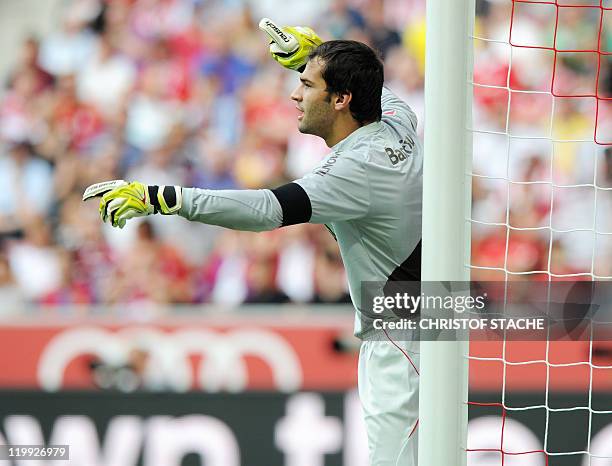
38,327,303,392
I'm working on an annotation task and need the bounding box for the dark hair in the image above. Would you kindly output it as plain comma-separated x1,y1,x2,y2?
308,40,384,125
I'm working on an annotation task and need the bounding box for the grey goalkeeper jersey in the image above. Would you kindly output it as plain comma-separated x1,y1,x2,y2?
180,88,422,339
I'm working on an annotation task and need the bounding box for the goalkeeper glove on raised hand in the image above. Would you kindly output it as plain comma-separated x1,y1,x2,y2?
82,180,182,229
258,18,323,72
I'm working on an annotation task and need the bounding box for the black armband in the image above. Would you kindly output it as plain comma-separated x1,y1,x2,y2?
271,182,312,226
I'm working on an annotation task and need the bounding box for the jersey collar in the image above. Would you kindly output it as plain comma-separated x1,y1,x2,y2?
332,121,382,151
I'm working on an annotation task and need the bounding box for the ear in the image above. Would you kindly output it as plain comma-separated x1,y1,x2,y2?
333,91,352,111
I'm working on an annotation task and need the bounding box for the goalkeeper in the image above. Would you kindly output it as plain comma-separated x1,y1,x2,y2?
85,22,422,466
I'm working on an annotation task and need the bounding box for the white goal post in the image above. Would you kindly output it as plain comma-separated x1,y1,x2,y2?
419,0,475,464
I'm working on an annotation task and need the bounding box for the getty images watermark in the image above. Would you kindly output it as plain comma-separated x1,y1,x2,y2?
371,289,545,332
360,281,609,341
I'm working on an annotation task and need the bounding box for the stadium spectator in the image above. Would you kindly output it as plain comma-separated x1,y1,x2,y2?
0,252,23,315
6,217,63,301
0,142,53,234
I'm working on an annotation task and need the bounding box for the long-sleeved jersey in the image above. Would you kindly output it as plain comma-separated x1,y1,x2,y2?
179,88,422,339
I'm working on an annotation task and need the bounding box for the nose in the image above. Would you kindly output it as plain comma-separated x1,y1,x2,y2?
290,83,302,102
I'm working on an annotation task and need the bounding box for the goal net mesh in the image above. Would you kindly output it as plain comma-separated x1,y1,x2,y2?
466,0,611,464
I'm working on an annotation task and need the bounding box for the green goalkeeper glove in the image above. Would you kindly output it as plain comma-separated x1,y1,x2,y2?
258,18,323,72
82,180,182,229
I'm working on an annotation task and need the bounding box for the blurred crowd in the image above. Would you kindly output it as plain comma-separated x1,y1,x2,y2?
0,0,610,313
470,0,612,280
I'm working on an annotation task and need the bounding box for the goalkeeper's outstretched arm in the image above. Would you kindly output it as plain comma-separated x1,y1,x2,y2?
82,178,319,232
178,187,283,232
83,180,288,232
83,148,368,231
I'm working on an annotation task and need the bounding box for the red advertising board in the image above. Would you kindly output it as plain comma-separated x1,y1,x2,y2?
0,315,610,392
0,314,358,391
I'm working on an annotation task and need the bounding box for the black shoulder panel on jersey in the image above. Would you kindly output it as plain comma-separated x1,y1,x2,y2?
383,241,422,317
386,240,422,282
271,182,312,226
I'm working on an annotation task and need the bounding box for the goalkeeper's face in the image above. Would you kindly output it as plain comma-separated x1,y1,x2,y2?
291,59,335,140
